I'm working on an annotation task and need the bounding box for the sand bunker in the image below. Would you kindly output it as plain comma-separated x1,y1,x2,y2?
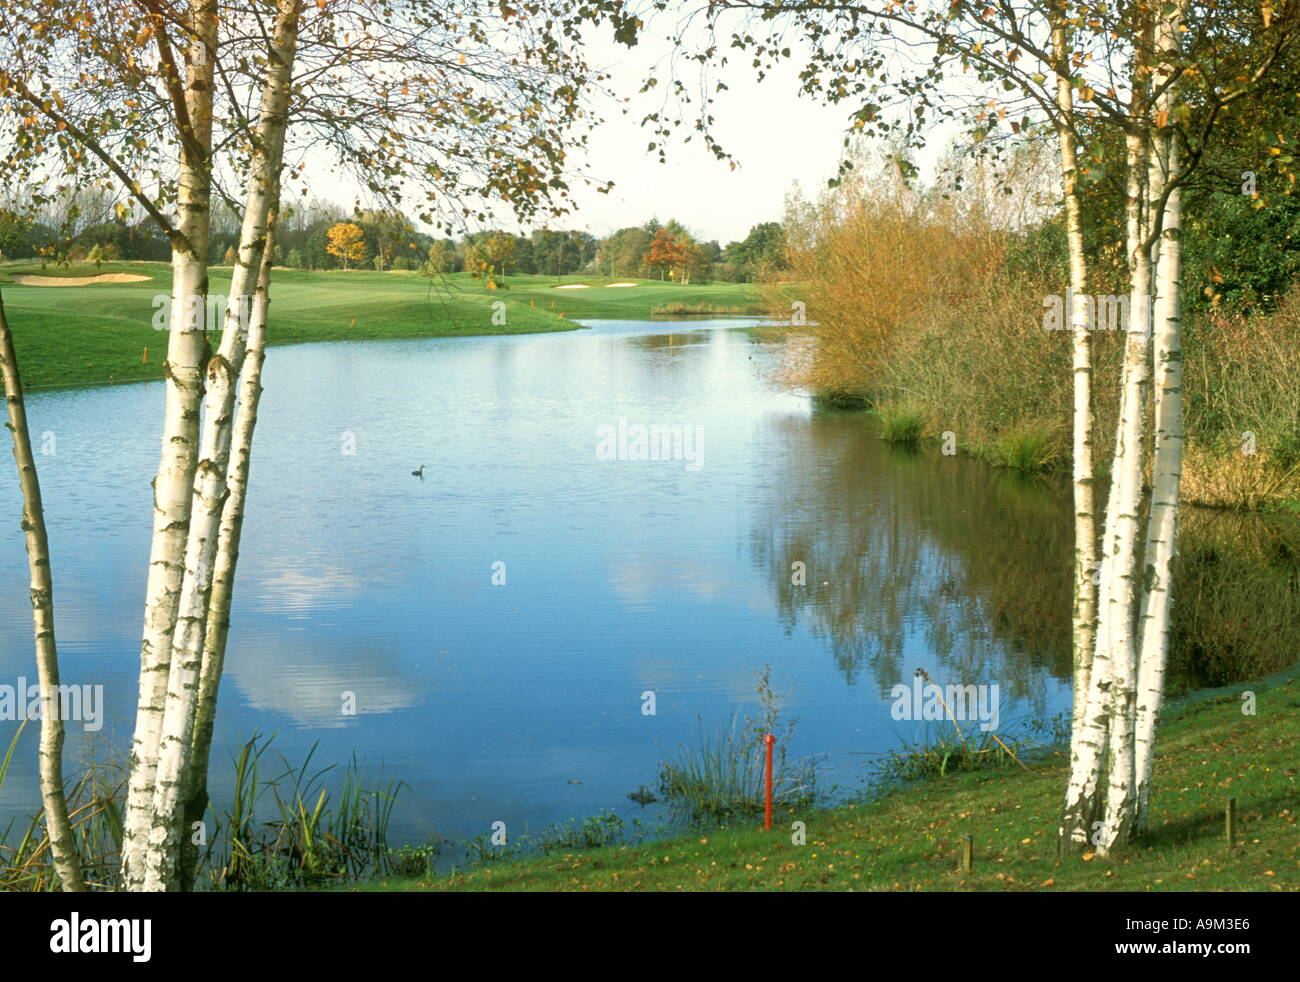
14,272,150,286
554,283,591,289
606,282,638,287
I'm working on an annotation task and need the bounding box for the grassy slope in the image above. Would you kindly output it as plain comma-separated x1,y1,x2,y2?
352,666,1298,892
0,262,763,391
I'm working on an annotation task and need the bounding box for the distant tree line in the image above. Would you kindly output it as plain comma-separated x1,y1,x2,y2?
594,218,786,283
0,193,788,283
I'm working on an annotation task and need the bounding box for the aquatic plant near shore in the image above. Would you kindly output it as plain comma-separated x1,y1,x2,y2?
656,666,819,824
875,405,925,445
985,423,1063,473
0,734,403,892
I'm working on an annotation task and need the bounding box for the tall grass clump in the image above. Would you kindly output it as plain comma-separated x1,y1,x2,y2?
0,725,128,891
656,666,818,824
868,672,1066,786
871,723,1041,783
535,811,629,854
201,736,402,891
985,422,1064,473
455,810,636,865
875,404,925,445
0,732,403,891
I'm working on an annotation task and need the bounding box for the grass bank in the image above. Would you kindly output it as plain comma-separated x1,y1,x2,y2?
347,665,1298,892
0,261,763,391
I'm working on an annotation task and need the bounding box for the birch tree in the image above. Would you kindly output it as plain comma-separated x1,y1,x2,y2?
135,0,301,892
130,0,641,891
1050,12,1095,748
4,0,645,889
0,291,87,893
181,200,278,889
0,0,225,889
121,0,223,891
1062,0,1298,853
1133,57,1184,838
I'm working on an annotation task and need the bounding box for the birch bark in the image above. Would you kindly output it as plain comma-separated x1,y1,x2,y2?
1063,26,1155,850
1095,120,1155,855
122,0,217,890
0,292,87,893
1134,2,1187,837
180,209,277,889
142,0,300,890
1052,20,1097,749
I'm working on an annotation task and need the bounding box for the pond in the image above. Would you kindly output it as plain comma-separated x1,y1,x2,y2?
1,318,1295,852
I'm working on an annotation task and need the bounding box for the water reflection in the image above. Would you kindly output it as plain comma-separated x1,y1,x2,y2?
0,319,1292,846
748,412,1067,715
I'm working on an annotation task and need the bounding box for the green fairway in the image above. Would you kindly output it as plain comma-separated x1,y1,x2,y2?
0,261,765,391
346,666,1299,892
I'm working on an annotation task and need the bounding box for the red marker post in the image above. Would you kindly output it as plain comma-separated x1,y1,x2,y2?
763,734,776,830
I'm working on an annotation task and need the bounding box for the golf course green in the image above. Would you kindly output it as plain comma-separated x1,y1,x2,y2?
0,261,766,391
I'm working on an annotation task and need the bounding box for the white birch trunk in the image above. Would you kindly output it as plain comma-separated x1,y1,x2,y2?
180,212,276,889
1133,142,1182,836
142,0,300,890
1134,4,1187,837
1052,23,1097,750
121,0,217,889
1096,123,1155,855
1063,37,1155,849
0,292,87,893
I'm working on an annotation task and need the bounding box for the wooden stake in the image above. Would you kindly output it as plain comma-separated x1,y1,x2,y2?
961,835,973,873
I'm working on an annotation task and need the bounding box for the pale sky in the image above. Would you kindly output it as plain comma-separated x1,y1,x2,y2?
559,26,860,245
290,14,880,245
292,10,958,246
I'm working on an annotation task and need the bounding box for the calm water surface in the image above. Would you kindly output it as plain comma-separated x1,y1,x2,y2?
1,318,1080,844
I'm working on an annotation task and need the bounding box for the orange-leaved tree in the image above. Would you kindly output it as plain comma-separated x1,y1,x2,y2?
644,227,685,280
327,222,366,270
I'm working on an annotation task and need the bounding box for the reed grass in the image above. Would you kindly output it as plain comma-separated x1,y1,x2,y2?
201,735,403,890
535,811,627,854
874,404,925,445
985,423,1063,473
871,726,1034,782
0,733,404,892
869,689,1067,785
655,666,819,824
